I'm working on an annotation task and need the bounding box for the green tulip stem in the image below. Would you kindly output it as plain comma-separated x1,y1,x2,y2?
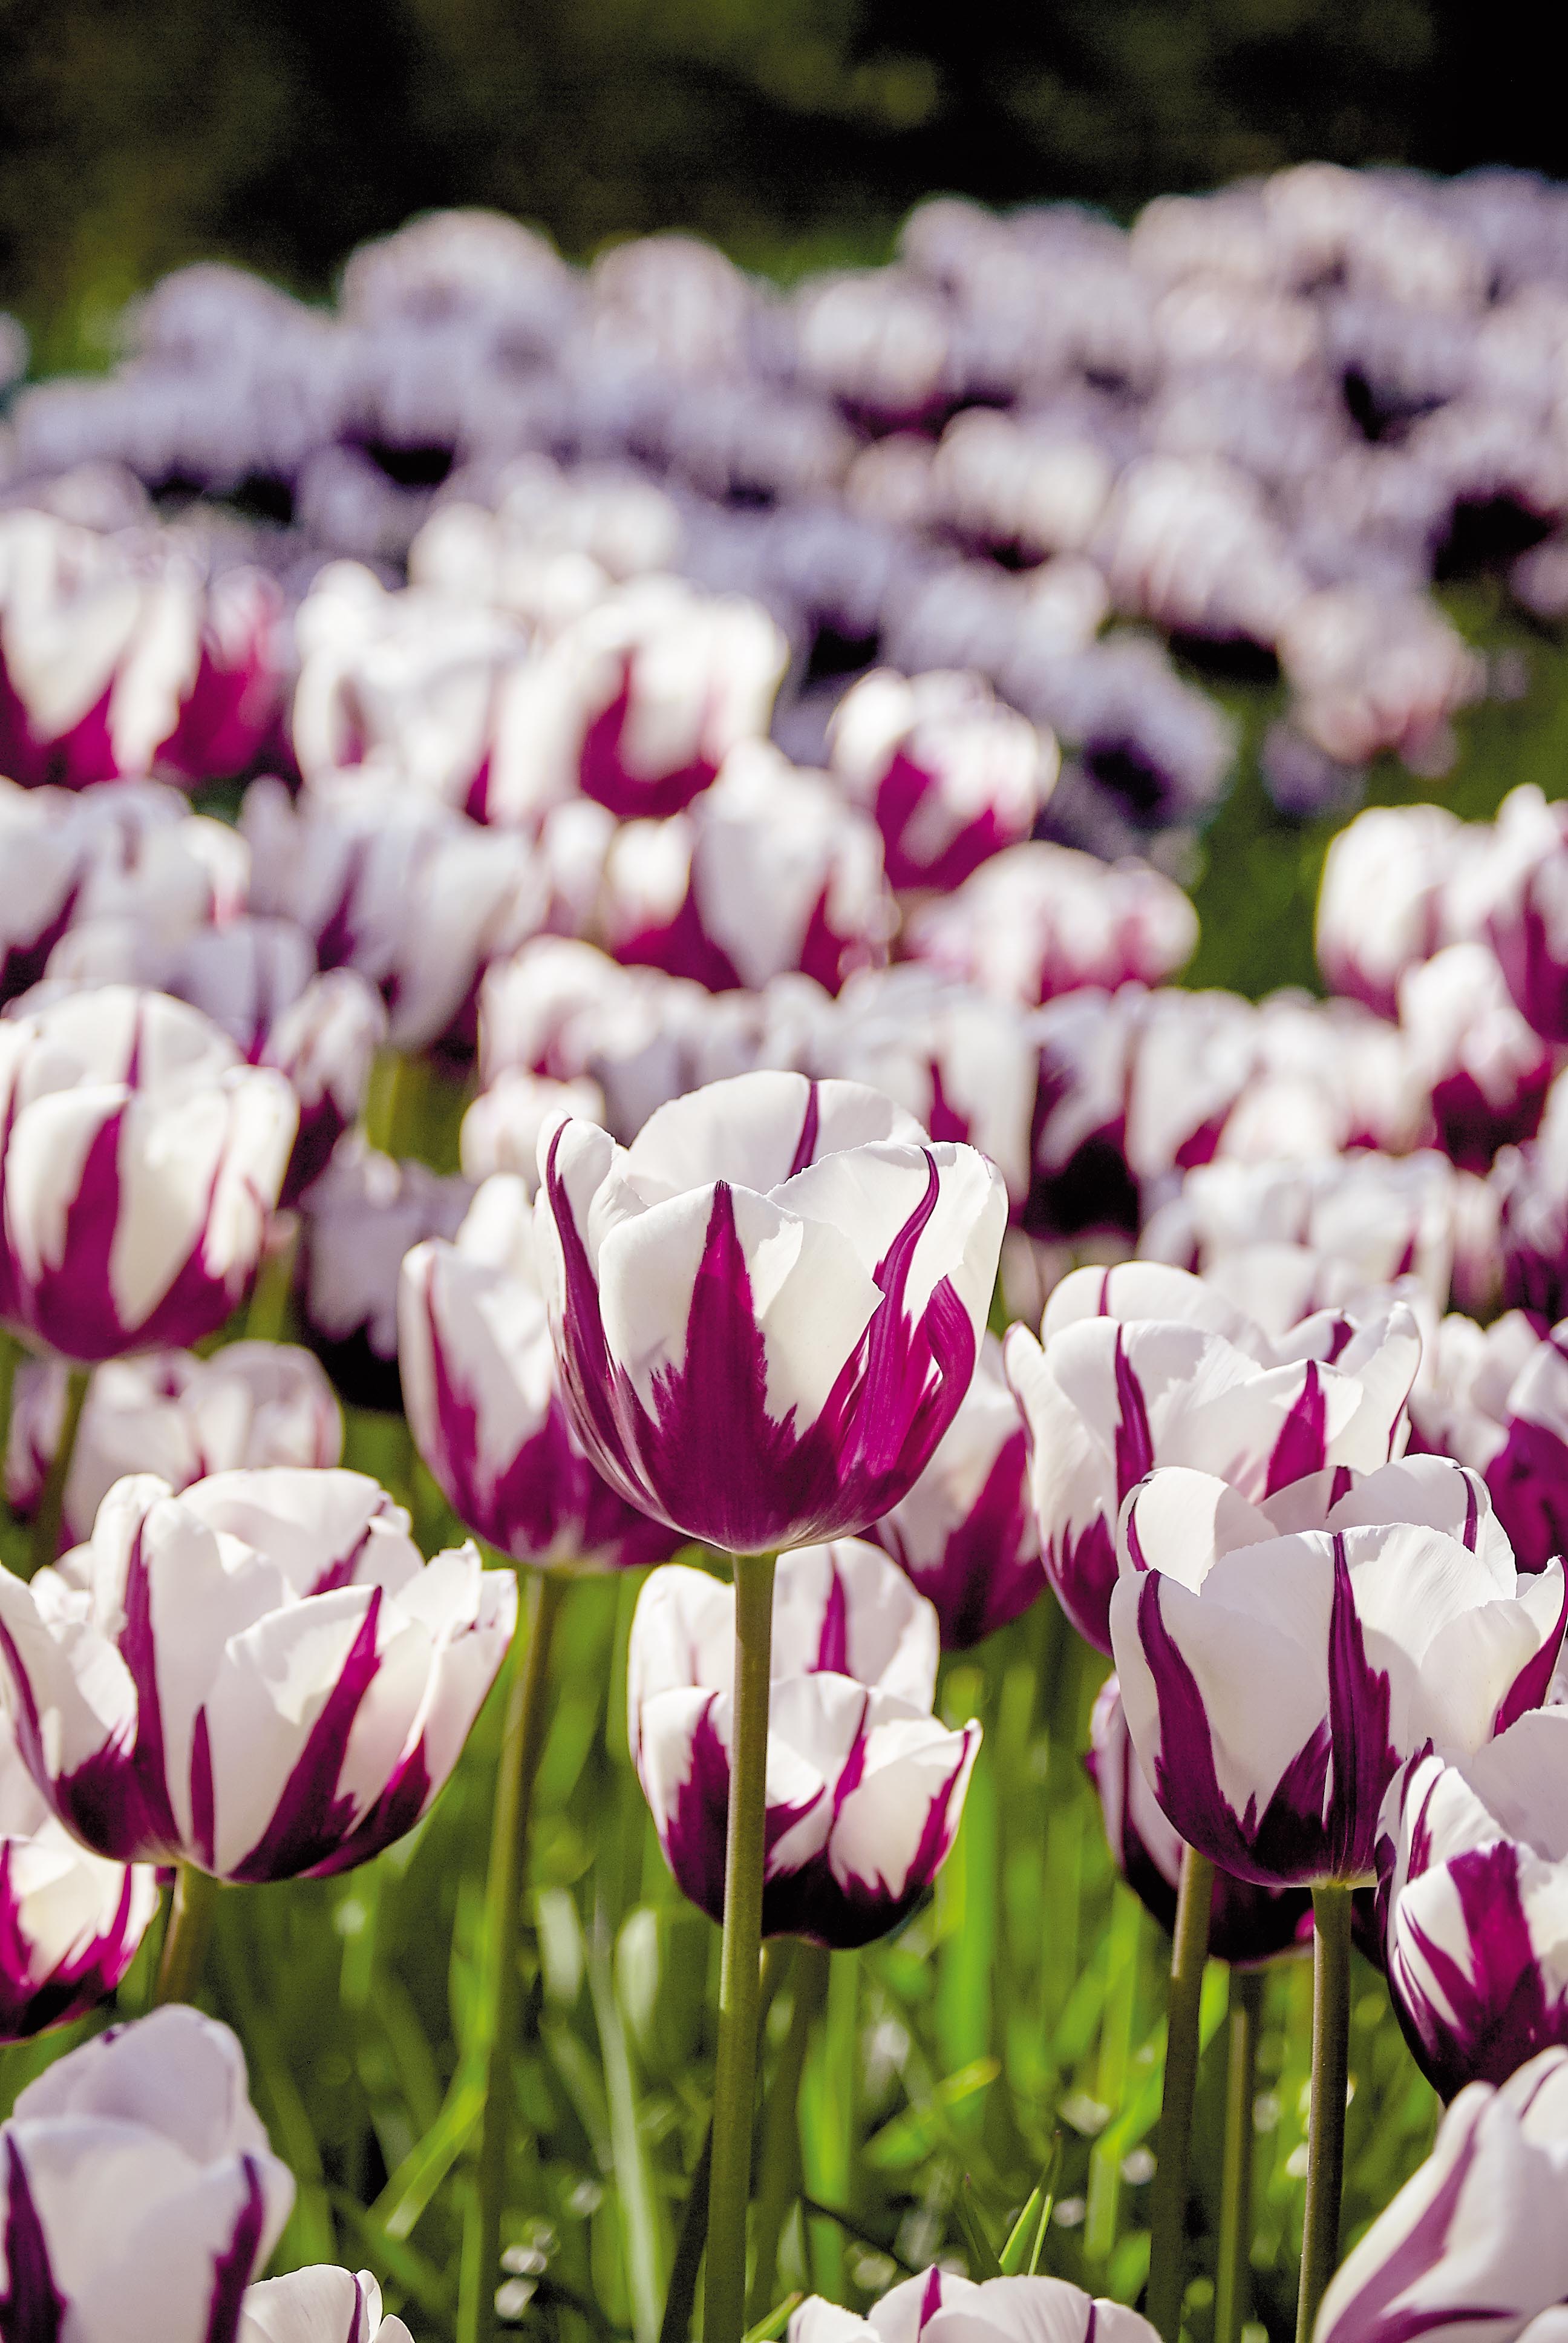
29,1363,90,1578
1146,1844,1215,2343
1215,1965,1265,2343
155,1862,221,2006
1296,1883,1353,2343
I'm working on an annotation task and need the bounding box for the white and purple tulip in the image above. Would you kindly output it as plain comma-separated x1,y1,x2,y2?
0,2004,295,2340
1087,1675,1311,1969
0,1467,517,1881
870,1334,1041,1649
629,1542,979,1946
0,1708,159,2042
788,2265,1158,2343
240,2267,414,2343
1398,943,1552,1172
828,667,1058,894
535,1070,1007,1553
902,839,1198,1008
0,986,297,1363
399,1173,681,1570
296,1138,474,1414
5,1341,342,1556
1410,1311,1568,1576
1315,800,1472,1018
1312,2046,1568,2343
1109,1455,1568,1889
1379,1708,1568,2099
1003,1261,1423,1654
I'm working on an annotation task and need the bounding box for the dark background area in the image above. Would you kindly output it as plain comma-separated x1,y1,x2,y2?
0,0,1559,368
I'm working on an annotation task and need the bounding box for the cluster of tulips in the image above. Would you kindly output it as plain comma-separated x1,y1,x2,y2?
9,175,1568,2343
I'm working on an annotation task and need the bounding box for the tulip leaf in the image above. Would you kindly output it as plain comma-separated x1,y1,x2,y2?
745,2293,804,2342
999,2137,1062,2277
955,2177,1004,2280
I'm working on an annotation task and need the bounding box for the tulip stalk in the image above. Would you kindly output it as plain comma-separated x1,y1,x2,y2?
29,1363,90,1577
749,1938,831,2324
459,1565,569,2343
1296,1883,1353,2343
155,1862,221,2005
705,1548,779,2343
1146,1844,1215,2343
1215,1967,1264,2343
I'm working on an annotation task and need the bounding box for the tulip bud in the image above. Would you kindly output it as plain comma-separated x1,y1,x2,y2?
537,1070,1007,1552
0,986,296,1362
0,2005,295,2336
400,1174,680,1570
240,2267,414,2343
0,1467,517,1879
1111,1454,1568,1888
630,1542,978,1945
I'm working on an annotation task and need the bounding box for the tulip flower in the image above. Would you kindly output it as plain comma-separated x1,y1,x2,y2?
240,2268,414,2343
1025,985,1143,1239
297,1138,473,1412
1003,1261,1422,1653
870,1334,1040,1648
1315,801,1472,1017
1399,943,1552,1171
536,1069,1007,1553
789,2266,1158,2343
1497,1075,1568,1325
628,1542,979,1945
1378,1708,1568,2098
0,986,297,1362
600,744,896,998
1109,1454,1568,1889
460,1069,606,1188
0,1466,517,1879
1088,1676,1310,1968
5,1340,342,1555
1313,2047,1568,2343
827,666,1059,893
400,1173,680,1569
902,839,1197,1008
0,2004,295,2338
0,1707,159,2040
1409,1312,1568,1573
1474,783,1568,1044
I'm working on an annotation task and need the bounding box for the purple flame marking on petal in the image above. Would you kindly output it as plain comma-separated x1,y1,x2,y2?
1266,1360,1328,1496
788,1081,822,1179
816,1559,849,1676
203,2156,267,2343
226,1589,385,1882
1323,1532,1402,1879
1111,1329,1154,1502
1491,1566,1568,1736
0,2134,67,2338
1310,2112,1515,2343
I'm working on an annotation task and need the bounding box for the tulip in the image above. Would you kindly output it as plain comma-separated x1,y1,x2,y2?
870,1333,1040,1648
297,1137,473,1412
0,985,297,1362
1472,783,1568,1044
1025,985,1143,1239
460,1069,607,1188
1088,1675,1310,1968
1409,1311,1568,1573
1313,2047,1568,2343
827,667,1058,893
0,2004,294,2339
535,1069,1007,1554
1003,1261,1422,1653
0,1466,517,1879
1109,1454,1567,1890
0,1707,159,2041
400,1173,680,1569
629,1541,979,1945
1496,1075,1568,1324
902,839,1197,1008
600,744,896,998
240,2267,414,2343
1315,801,1472,1017
789,2267,1158,2343
1399,943,1552,1171
1379,1708,1568,2098
5,1340,342,1555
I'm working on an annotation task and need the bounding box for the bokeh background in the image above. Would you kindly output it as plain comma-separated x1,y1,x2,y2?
2,0,1564,373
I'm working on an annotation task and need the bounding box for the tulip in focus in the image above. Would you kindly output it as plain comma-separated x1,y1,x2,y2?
789,2266,1159,2343
399,1173,680,1569
240,2267,415,2343
1313,2046,1568,2343
0,1467,517,1879
0,986,297,1362
1109,1455,1568,1887
536,1070,1007,1553
0,1708,159,2041
870,1333,1041,1648
1379,1708,1568,2098
0,2004,295,2340
629,1542,979,1945
1088,1675,1310,1968
5,1340,342,1555
1004,1261,1422,1653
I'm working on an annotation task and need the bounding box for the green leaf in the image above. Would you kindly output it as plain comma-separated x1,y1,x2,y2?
954,2178,1003,2281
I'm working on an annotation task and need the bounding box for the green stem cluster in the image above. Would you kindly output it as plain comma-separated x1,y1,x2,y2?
1146,1846,1215,2343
